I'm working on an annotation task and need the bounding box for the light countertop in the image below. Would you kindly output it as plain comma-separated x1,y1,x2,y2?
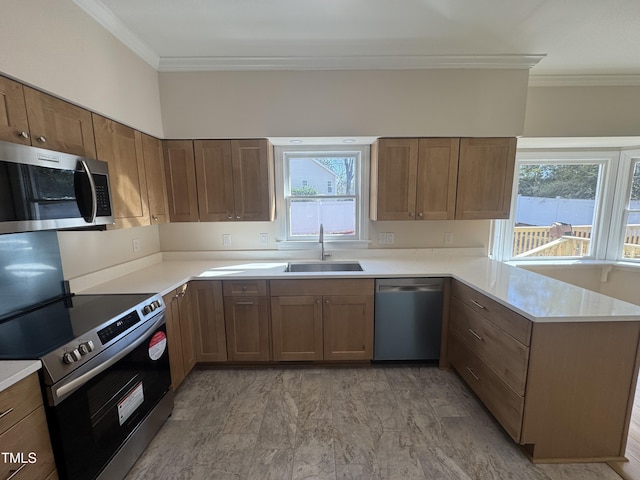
0,360,41,393
76,255,640,323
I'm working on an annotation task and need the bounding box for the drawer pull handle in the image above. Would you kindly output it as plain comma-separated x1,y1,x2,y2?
470,299,486,309
468,328,483,341
236,301,254,305
0,407,14,419
466,367,480,381
6,464,27,480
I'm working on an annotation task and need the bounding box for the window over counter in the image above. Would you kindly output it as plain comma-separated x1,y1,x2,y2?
274,145,370,247
493,148,640,263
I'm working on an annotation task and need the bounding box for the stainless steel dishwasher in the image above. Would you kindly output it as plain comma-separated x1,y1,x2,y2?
374,278,444,361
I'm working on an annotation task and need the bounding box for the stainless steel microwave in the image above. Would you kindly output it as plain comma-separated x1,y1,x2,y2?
0,140,114,234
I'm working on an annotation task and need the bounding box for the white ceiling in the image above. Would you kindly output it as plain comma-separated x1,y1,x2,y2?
74,0,640,82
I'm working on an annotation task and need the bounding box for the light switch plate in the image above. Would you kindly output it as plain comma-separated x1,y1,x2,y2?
378,232,387,244
444,232,454,245
260,233,268,246
386,233,395,244
132,238,140,252
222,234,231,247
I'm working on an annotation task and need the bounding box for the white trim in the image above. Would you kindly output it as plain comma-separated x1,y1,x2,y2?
157,54,545,72
72,0,160,69
528,75,640,87
608,150,640,262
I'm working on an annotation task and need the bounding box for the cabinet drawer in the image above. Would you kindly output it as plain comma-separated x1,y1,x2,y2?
223,280,267,296
270,279,374,297
448,332,524,442
0,406,56,480
0,372,43,436
450,299,529,395
452,280,531,346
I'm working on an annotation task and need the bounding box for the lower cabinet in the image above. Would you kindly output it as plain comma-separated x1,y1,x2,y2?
163,283,196,389
0,372,57,480
447,279,640,462
223,280,271,361
270,279,375,362
191,280,228,362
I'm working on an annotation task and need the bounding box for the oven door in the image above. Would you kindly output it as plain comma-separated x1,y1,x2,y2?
45,313,171,480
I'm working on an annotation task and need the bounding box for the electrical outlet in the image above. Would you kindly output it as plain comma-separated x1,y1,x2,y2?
259,233,268,246
444,232,454,245
222,234,231,247
386,233,395,244
378,232,387,244
132,238,140,252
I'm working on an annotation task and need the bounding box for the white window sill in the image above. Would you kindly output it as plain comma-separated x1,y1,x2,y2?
505,258,640,272
276,240,371,251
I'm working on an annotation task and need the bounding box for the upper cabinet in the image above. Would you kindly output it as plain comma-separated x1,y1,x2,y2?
92,114,150,229
0,77,96,157
163,140,199,222
0,76,30,145
371,137,515,221
194,139,275,222
370,138,459,221
455,137,517,220
24,87,96,158
140,133,170,225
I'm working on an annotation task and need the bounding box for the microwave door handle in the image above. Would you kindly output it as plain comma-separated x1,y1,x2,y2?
51,313,165,405
79,160,97,223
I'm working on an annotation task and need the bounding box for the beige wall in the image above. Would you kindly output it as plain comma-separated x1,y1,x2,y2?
524,85,640,137
159,69,529,138
0,0,164,137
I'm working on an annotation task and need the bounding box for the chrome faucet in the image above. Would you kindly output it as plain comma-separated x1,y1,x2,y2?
319,223,331,261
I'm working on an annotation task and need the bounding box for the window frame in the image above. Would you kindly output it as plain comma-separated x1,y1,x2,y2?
493,149,620,262
274,144,370,249
608,149,640,262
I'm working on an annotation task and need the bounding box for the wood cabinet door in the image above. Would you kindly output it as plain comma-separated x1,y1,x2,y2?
177,283,197,374
323,295,374,361
24,87,96,157
0,76,30,145
224,296,271,361
163,290,185,389
0,407,57,480
416,138,459,220
231,139,274,221
370,138,418,220
163,140,199,222
194,140,235,221
93,115,150,228
140,133,170,225
271,296,323,361
455,137,516,220
191,281,228,362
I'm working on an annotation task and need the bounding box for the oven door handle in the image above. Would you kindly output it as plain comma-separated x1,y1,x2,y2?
52,314,165,404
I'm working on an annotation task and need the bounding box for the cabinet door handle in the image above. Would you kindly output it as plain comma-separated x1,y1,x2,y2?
18,131,29,139
325,299,330,304
418,212,423,217
468,329,483,341
227,215,233,219
408,212,414,217
466,367,480,381
6,464,27,480
236,301,254,305
236,215,241,219
36,135,47,143
470,299,486,309
0,407,14,419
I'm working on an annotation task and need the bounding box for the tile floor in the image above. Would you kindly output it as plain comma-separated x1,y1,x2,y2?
125,365,622,480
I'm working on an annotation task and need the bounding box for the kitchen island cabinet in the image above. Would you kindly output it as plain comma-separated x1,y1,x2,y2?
270,279,374,361
448,278,640,462
223,280,271,361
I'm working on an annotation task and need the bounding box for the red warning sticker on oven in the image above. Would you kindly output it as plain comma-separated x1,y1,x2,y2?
148,331,167,360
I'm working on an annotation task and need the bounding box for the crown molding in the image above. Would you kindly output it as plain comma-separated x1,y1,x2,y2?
73,0,159,69
157,54,545,72
529,74,640,87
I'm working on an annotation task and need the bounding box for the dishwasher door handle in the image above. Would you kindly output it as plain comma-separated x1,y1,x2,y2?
377,285,442,293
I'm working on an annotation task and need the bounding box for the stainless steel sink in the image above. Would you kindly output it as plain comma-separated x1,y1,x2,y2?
285,262,363,272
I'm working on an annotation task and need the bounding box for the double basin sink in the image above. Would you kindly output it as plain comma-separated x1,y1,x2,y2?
284,261,363,272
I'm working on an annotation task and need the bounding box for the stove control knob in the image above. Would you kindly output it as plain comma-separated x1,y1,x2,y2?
63,349,82,364
79,341,94,355
143,304,153,315
153,300,162,309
